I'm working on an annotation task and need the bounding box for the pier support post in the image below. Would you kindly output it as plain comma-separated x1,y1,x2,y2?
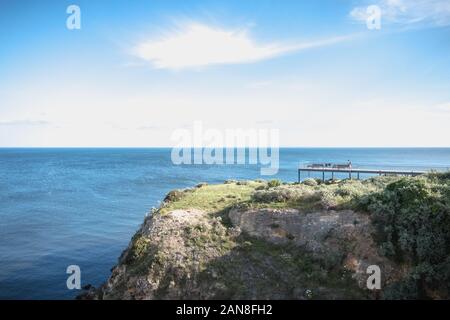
322,171,325,182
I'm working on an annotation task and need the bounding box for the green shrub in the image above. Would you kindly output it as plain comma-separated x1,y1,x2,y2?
427,171,450,182
303,178,318,186
361,176,450,299
335,181,363,197
267,179,282,188
255,185,267,191
318,189,339,209
252,187,299,203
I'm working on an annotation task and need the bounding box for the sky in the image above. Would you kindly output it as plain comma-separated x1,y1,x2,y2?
0,0,449,147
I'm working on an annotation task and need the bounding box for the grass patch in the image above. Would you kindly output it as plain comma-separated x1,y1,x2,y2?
156,176,404,215
158,180,265,215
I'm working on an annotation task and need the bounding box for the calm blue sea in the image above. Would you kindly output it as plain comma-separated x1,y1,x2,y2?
0,148,449,299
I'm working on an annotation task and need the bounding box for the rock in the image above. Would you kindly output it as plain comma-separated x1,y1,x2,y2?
96,206,404,300
195,183,208,188
76,284,100,300
163,190,185,203
228,208,402,289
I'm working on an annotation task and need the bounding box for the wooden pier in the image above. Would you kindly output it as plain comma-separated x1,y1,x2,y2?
298,167,426,182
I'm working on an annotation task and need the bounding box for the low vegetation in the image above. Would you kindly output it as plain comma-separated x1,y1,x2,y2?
99,172,449,300
359,174,450,299
160,173,449,299
158,181,262,215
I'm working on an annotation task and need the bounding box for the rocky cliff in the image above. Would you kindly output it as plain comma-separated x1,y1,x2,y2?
83,173,450,300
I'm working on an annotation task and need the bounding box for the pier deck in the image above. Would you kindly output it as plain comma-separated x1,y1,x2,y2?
298,167,426,182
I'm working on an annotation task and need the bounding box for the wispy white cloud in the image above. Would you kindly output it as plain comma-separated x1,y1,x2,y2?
132,23,354,70
432,101,450,113
350,0,450,27
0,120,50,126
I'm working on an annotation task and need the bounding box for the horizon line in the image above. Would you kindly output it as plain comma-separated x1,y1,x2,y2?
1,146,450,149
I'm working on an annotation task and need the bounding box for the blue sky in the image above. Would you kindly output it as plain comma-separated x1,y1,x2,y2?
1,0,449,147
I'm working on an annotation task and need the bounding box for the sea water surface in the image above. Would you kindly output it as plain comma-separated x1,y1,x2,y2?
0,148,449,299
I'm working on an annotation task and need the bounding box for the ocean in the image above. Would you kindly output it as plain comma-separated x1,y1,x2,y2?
0,148,449,299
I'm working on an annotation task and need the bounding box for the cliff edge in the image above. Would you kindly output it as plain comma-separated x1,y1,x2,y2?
83,173,450,300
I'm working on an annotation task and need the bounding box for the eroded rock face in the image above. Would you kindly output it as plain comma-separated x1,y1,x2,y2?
101,209,233,300
94,208,402,300
229,208,402,289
